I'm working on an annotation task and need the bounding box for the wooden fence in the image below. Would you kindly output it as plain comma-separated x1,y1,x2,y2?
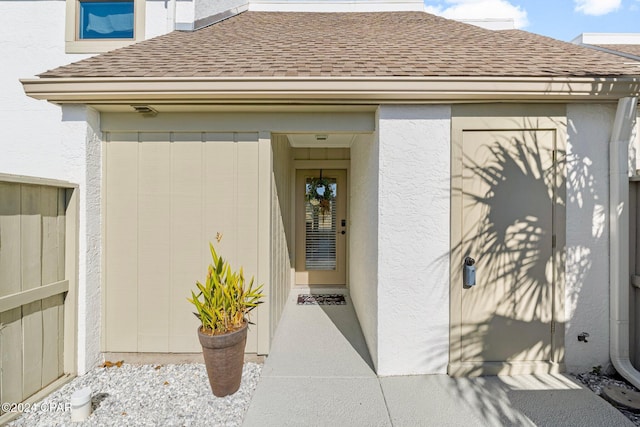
0,175,77,419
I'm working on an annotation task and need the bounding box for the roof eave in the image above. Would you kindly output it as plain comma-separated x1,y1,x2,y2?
21,76,640,105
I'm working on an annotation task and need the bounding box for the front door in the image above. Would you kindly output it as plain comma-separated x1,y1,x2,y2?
450,105,566,376
295,169,347,286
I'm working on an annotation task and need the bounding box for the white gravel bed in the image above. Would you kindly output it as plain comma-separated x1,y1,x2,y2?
573,371,640,426
8,362,262,427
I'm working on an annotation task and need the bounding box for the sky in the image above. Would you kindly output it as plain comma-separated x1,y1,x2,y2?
424,0,640,41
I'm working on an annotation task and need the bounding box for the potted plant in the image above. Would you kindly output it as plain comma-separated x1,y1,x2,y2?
188,238,263,397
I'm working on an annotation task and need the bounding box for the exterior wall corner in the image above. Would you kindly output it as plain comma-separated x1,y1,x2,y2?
61,104,103,374
375,104,451,376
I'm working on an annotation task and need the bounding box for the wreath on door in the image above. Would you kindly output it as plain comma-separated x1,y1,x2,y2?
306,175,335,215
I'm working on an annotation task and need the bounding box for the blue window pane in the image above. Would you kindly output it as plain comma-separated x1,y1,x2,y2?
79,1,134,39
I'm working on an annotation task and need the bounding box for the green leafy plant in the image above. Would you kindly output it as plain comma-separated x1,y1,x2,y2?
188,241,263,335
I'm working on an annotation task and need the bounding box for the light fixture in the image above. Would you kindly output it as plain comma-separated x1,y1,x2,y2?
131,105,158,117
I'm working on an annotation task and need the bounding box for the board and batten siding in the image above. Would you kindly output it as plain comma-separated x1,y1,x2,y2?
270,135,293,339
103,132,268,354
0,180,72,412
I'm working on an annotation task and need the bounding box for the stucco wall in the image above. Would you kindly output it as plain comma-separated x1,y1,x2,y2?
349,133,380,369
0,1,173,374
177,0,248,28
0,2,89,181
60,105,103,374
376,105,451,376
565,104,616,373
1,2,172,182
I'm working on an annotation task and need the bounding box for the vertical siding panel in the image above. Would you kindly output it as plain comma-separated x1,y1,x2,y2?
169,138,203,352
0,182,21,297
41,187,59,285
237,134,260,353
137,138,171,352
0,182,22,408
41,187,61,388
21,185,42,291
270,136,292,342
41,294,63,387
56,189,66,282
21,185,43,399
21,300,43,399
105,139,139,351
1,308,23,406
56,189,66,376
58,291,65,376
202,134,237,269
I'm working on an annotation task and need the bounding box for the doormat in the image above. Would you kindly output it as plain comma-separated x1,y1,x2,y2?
297,294,346,305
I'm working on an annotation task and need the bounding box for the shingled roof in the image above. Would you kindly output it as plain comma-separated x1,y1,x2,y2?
40,11,640,79
594,44,640,59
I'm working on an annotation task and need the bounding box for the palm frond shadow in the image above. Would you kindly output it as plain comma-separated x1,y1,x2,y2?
443,117,600,372
434,118,603,423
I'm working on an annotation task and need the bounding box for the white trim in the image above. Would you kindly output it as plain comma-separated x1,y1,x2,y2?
21,76,640,104
249,0,424,12
572,33,640,45
65,0,146,54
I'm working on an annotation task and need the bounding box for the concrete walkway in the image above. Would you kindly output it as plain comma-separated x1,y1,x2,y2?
243,289,632,427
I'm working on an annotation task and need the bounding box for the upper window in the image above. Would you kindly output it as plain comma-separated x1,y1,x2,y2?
66,0,145,53
78,1,134,40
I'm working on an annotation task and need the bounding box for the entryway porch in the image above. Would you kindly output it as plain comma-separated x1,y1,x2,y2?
242,288,632,426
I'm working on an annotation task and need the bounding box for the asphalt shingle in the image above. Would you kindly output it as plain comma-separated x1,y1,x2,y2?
40,12,640,78
595,44,640,58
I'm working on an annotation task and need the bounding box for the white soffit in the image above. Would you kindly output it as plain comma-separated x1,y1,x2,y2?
288,133,357,147
249,0,425,12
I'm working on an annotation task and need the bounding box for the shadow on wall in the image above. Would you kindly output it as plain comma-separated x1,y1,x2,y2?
449,118,603,377
443,118,606,423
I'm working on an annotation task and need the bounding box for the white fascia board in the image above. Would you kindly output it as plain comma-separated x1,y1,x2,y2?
580,45,640,62
21,76,640,105
457,18,515,31
572,33,640,45
248,1,425,12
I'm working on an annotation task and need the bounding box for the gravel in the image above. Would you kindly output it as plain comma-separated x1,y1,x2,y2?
8,362,262,427
573,370,640,426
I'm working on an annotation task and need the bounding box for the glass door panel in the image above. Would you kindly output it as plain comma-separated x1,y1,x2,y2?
295,170,347,285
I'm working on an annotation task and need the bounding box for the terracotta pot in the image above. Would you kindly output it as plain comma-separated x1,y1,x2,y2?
198,322,248,397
